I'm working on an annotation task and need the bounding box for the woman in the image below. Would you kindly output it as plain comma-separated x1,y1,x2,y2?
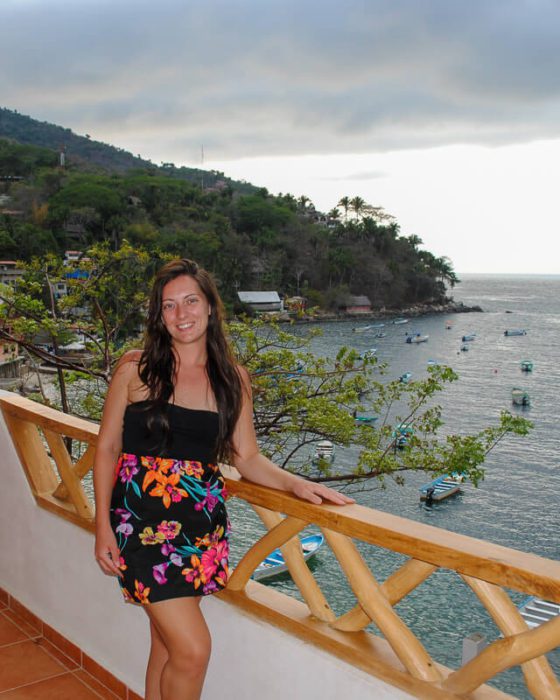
94,258,353,700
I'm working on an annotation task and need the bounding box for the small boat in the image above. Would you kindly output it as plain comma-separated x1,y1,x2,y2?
505,329,527,336
392,423,414,448
517,596,560,629
359,348,377,359
393,318,409,325
374,332,387,338
427,359,440,367
252,533,325,581
313,440,335,463
462,334,476,342
511,388,530,406
406,334,429,344
460,344,470,352
399,371,412,383
445,321,453,329
520,360,534,372
353,411,378,425
352,323,385,333
419,475,463,502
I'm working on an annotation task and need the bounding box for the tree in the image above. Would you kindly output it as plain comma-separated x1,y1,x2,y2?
0,250,531,488
350,196,366,221
337,196,351,222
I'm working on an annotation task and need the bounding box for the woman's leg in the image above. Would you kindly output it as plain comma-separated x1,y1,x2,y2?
145,620,169,700
144,597,211,700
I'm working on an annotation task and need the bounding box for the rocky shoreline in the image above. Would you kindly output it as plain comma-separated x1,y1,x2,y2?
275,299,483,324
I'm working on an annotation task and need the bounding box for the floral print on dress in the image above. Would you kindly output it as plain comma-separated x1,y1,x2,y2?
110,453,229,605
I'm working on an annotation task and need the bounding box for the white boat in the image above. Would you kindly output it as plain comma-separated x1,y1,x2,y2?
313,440,335,463
359,348,377,359
352,323,385,333
252,533,325,581
512,388,530,406
419,475,463,502
517,596,560,629
406,334,429,344
505,329,527,336
399,371,412,383
393,318,409,325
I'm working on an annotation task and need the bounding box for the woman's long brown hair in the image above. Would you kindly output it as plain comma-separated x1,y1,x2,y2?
139,258,243,463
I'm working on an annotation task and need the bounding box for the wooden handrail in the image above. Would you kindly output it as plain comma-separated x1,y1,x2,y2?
1,393,558,700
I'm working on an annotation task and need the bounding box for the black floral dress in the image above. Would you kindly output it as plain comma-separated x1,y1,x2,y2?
109,401,229,605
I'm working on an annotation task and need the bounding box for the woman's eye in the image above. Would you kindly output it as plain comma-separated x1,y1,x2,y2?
162,303,174,312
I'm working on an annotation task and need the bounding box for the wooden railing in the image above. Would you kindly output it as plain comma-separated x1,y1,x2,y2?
1,393,559,700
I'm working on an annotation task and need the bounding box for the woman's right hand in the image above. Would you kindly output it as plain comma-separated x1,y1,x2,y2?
95,526,123,578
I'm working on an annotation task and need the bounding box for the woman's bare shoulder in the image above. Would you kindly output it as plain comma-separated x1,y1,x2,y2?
118,349,143,365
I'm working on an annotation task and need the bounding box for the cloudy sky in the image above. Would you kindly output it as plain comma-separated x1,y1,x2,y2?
2,0,559,273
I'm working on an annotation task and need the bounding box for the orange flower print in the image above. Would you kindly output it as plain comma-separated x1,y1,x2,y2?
149,472,189,508
121,587,134,603
134,580,151,604
156,520,181,539
182,460,205,479
182,555,205,590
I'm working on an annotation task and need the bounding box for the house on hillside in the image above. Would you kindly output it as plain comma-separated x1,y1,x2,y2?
237,291,283,313
340,295,372,315
0,261,24,287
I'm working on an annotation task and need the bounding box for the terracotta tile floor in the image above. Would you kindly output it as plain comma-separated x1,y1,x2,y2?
0,602,123,699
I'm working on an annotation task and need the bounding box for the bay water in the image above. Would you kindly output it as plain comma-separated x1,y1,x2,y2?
228,274,560,698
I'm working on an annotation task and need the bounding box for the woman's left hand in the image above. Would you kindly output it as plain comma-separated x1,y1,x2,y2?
291,479,355,505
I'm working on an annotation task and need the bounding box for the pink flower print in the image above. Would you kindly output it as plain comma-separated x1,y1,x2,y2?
203,579,219,595
115,508,131,521
194,484,219,513
170,553,184,567
157,520,181,539
161,543,176,556
119,455,139,483
116,521,133,537
153,562,170,585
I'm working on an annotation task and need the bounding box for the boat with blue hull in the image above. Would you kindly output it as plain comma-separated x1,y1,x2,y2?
419,475,463,502
252,533,325,581
505,329,527,336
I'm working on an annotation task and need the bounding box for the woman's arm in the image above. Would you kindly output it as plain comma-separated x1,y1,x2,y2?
93,352,140,577
231,367,354,506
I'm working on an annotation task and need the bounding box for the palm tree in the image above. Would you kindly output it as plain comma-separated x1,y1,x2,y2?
337,196,351,222
350,196,366,221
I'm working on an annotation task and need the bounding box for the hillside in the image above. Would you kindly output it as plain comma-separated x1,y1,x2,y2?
0,117,458,310
0,107,255,193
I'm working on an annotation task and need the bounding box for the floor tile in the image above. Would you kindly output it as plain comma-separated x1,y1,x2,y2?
73,671,120,700
0,640,66,692
0,672,101,699
43,623,82,665
36,637,80,671
82,655,126,699
0,616,27,647
1,612,40,640
7,603,42,636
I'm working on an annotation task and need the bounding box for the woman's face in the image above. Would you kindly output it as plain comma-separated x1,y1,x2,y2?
160,274,211,346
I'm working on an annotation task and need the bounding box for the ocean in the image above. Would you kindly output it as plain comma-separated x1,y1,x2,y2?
228,274,560,698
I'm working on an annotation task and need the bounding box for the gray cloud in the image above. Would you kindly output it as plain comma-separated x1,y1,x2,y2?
2,0,560,161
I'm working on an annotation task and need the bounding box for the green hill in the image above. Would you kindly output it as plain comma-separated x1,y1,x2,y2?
0,107,254,193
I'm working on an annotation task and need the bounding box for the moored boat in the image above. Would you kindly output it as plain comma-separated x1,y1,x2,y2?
392,422,413,448
399,371,412,383
359,348,377,359
393,318,409,325
419,475,463,502
406,334,429,344
462,334,476,342
460,344,469,352
517,596,560,629
511,387,530,406
353,411,378,425
313,440,335,463
252,533,325,581
505,329,527,336
520,360,534,372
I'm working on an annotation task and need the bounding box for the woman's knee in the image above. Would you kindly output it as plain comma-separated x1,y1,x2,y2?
169,635,211,677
